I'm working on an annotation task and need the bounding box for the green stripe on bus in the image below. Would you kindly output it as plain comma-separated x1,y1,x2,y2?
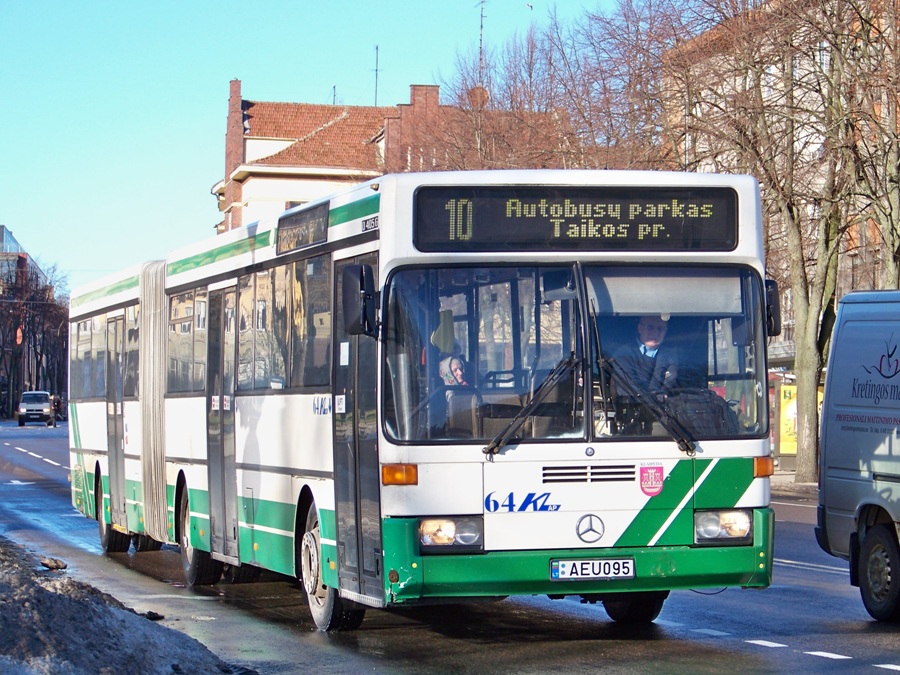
238,495,296,534
70,406,81,449
71,275,140,310
613,459,703,547
329,193,380,227
693,457,755,508
166,230,272,276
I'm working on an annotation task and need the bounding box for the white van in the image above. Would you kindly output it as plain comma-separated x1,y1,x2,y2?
817,290,900,622
17,390,53,427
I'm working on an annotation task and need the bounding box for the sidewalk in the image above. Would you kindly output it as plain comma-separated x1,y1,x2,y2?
771,470,817,497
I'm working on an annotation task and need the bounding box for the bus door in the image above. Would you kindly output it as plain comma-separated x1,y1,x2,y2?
333,254,383,605
206,287,240,563
106,316,127,529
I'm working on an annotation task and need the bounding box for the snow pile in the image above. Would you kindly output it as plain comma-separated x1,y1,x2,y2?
0,534,235,674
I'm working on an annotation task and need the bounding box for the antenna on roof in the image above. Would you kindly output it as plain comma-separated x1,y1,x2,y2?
479,0,486,88
332,85,336,105
374,45,380,106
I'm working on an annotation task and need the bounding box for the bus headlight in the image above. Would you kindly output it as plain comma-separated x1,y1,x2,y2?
694,509,752,545
419,517,483,553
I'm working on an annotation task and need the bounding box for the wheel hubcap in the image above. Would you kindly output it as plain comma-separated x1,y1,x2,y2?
181,500,194,562
868,544,892,601
301,529,321,597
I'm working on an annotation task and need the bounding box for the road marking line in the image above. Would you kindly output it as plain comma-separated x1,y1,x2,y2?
42,458,60,466
746,640,787,648
774,558,848,574
15,447,27,452
655,619,685,627
135,594,220,601
875,665,900,671
691,628,731,637
27,452,41,458
805,651,851,660
771,500,816,508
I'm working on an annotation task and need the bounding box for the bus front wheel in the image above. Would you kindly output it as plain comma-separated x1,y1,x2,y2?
178,489,223,586
602,591,668,624
859,524,900,622
299,504,365,631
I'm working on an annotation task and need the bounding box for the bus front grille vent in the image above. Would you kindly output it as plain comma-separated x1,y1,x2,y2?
542,464,636,484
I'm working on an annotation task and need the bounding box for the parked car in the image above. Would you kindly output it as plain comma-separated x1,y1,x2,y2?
18,391,52,426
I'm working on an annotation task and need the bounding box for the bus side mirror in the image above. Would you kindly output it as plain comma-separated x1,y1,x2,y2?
765,279,781,337
342,264,377,337
541,270,577,303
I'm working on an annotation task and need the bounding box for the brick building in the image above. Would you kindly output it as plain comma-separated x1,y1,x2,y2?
212,80,573,232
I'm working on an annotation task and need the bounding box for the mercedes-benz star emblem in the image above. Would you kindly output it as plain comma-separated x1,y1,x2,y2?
575,514,605,543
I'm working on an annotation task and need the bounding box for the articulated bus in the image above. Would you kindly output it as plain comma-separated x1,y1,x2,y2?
69,170,780,630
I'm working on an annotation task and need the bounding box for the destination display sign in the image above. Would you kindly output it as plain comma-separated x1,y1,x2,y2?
414,186,738,252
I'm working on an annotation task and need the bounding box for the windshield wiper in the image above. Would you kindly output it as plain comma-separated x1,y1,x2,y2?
603,357,697,456
483,353,580,459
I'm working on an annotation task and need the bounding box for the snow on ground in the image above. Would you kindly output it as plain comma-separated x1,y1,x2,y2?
0,534,239,674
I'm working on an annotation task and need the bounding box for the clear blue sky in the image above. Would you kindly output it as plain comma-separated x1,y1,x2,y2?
1,0,592,294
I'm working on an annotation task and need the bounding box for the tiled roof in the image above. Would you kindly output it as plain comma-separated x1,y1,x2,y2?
243,101,397,170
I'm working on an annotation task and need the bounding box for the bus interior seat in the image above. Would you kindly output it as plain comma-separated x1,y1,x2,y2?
445,387,482,438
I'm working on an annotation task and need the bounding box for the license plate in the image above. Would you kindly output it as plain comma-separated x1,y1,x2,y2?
550,558,635,580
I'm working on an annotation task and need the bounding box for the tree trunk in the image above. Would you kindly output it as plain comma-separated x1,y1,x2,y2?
793,337,822,483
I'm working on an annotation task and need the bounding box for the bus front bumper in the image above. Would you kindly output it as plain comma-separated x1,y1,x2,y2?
382,507,773,604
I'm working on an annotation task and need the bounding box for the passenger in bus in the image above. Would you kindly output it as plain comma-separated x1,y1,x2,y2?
439,356,469,386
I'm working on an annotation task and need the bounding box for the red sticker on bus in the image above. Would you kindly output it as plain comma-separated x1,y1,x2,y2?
640,465,664,497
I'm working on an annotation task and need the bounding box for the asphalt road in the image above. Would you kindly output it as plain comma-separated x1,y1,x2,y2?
0,421,896,674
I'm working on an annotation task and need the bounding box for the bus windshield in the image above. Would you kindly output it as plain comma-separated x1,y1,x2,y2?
382,264,767,444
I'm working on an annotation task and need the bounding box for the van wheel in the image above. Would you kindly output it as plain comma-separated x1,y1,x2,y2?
95,481,130,553
298,504,365,631
859,525,900,622
178,489,222,586
603,591,668,624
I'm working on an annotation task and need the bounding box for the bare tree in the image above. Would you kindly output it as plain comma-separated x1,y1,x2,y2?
841,0,900,289
0,259,69,417
440,0,900,482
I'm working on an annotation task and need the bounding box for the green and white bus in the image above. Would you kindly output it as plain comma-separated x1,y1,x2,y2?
69,170,780,630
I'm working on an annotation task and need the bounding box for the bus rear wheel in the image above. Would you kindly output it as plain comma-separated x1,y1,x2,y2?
178,489,222,586
133,534,163,552
95,480,130,553
602,591,669,624
223,563,261,584
299,504,365,631
859,524,900,622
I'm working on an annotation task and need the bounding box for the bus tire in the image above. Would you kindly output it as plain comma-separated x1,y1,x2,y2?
133,534,163,552
95,480,130,553
178,489,222,586
859,524,900,622
299,504,365,631
223,563,261,584
603,591,668,624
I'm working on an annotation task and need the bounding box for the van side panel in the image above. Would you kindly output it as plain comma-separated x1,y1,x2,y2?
819,300,900,560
